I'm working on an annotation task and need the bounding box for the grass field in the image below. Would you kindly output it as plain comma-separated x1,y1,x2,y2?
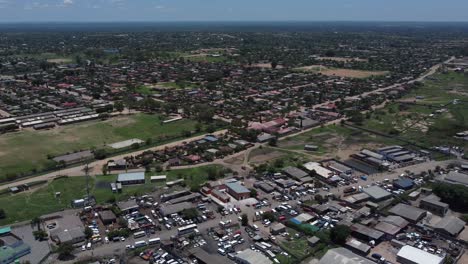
361,71,468,149
0,165,224,225
0,114,198,180
277,125,400,160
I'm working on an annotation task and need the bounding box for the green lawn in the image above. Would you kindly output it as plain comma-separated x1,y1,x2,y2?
0,165,226,225
0,114,198,181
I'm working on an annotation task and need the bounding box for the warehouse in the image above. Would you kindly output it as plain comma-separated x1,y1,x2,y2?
443,171,468,186
225,181,250,200
117,172,145,185
211,189,230,203
393,178,414,190
396,245,443,264
433,216,465,237
53,150,94,164
117,200,139,214
362,186,392,202
419,194,449,216
236,249,272,264
303,162,333,179
159,202,193,216
254,182,275,193
389,203,427,223
282,166,309,180
318,247,376,264
350,224,384,242
345,238,371,255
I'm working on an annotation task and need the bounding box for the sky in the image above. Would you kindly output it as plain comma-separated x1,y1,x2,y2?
0,0,467,22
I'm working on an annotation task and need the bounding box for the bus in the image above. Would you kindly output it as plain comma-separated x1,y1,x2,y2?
134,240,147,248
177,224,197,236
133,231,146,239
148,237,161,245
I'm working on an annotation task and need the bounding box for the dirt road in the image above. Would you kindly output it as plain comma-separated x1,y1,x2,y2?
0,57,453,191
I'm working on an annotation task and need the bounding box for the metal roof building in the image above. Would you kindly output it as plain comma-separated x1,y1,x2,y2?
397,245,443,264
318,247,376,264
159,202,193,216
433,216,465,237
362,186,392,202
389,203,427,223
117,172,145,185
443,171,468,186
236,249,272,264
282,166,309,180
350,224,384,242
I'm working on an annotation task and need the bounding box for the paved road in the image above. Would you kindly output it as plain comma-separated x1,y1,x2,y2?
0,57,453,191
0,130,227,191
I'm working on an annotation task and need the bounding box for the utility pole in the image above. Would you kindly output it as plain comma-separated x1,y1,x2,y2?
83,163,90,204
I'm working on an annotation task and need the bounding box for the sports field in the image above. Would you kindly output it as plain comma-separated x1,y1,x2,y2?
0,114,198,181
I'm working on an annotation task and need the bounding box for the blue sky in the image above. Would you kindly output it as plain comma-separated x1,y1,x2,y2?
0,0,467,22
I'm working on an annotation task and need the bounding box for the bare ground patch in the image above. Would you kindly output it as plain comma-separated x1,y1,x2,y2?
295,65,388,78
317,57,368,62
248,148,286,164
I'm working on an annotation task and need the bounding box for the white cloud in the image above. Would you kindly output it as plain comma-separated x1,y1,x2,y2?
63,0,73,6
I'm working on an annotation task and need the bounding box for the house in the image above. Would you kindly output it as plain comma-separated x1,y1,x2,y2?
117,172,145,185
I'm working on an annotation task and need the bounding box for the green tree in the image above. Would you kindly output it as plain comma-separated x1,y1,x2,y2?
330,225,351,245
250,188,258,198
57,242,74,260
84,227,93,239
0,209,6,219
33,230,48,241
241,214,249,226
114,101,125,113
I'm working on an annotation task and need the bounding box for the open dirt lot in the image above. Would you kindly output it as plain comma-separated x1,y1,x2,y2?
248,148,286,164
295,65,388,78
317,56,368,62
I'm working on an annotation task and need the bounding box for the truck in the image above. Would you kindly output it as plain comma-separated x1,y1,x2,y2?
360,175,368,181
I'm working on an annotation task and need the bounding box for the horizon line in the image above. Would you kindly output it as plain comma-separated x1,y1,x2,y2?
1,20,468,24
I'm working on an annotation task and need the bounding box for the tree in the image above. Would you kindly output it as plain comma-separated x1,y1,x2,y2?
241,214,249,226
57,242,74,260
114,101,125,113
250,188,258,198
271,61,278,69
101,165,108,175
33,230,48,241
31,217,41,230
93,149,108,159
84,227,93,239
268,138,278,147
0,209,5,219
314,194,325,204
330,225,350,245
262,211,276,222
